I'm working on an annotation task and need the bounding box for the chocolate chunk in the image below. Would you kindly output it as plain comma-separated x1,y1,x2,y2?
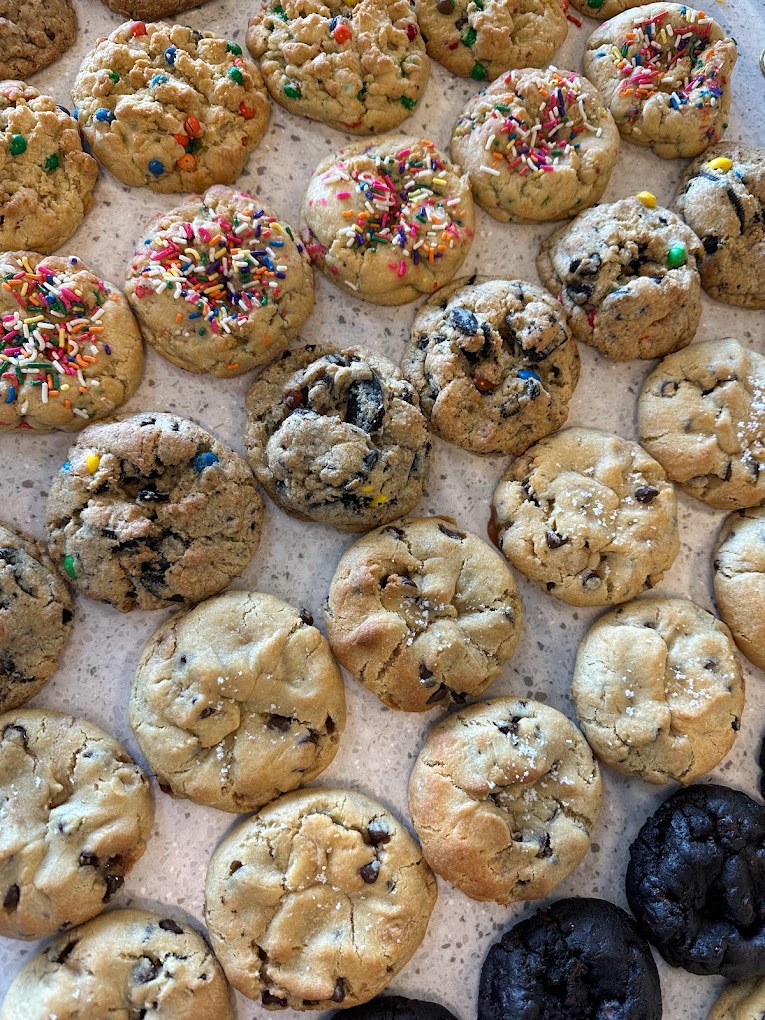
545,531,567,549
52,939,78,965
229,860,243,875
346,373,384,434
702,236,721,255
300,608,314,626
284,387,306,410
102,873,124,903
325,715,336,734
450,307,479,334
359,860,381,883
158,918,183,934
367,818,391,845
635,486,659,503
3,884,20,910
79,851,98,868
267,714,292,731
262,990,288,1008
419,663,436,686
436,0,454,11
438,523,464,540
331,979,347,1003
426,685,448,704
62,608,73,624
198,707,214,719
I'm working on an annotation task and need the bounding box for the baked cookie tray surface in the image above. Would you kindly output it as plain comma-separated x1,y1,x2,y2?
1,0,764,1017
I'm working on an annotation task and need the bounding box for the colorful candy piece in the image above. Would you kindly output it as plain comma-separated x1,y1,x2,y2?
667,244,688,268
85,453,101,474
94,108,115,122
227,41,242,55
636,191,657,208
130,21,147,36
333,22,352,43
44,153,60,171
193,451,220,471
9,135,26,156
284,82,301,98
707,156,733,171
164,46,177,64
228,67,244,85
470,63,487,80
148,159,164,175
63,555,77,579
150,74,168,87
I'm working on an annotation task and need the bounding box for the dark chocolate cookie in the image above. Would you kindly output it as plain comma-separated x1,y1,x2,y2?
335,996,460,1020
478,897,661,1020
626,784,765,980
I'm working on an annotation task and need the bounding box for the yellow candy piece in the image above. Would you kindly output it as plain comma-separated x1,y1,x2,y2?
360,483,374,494
85,453,101,474
707,156,733,172
369,494,389,508
636,191,657,208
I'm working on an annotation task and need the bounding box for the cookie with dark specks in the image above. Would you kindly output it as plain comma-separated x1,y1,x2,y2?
708,976,765,1020
714,508,765,671
334,997,460,1020
0,0,76,78
97,0,208,17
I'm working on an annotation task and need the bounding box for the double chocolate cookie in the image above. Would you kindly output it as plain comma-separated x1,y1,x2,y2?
335,998,459,1020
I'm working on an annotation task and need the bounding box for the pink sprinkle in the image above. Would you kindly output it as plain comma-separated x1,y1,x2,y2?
397,259,406,278
336,191,351,199
198,226,211,243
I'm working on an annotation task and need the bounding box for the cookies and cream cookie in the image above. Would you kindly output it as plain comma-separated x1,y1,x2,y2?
714,508,765,671
0,0,76,78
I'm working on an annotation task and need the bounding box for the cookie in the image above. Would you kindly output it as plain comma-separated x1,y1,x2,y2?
247,0,430,134
709,977,765,1020
97,0,208,18
490,427,680,607
204,787,437,1008
415,0,567,82
674,143,765,309
125,186,313,377
46,413,264,612
334,997,460,1020
536,196,703,360
0,0,76,78
714,508,765,671
0,82,97,255
450,67,619,223
0,521,73,714
300,136,475,305
568,0,645,20
408,698,602,903
130,590,346,812
583,4,737,160
244,344,431,532
0,251,144,433
572,597,744,786
478,897,662,1020
0,709,153,941
638,338,765,511
71,22,270,193
401,277,579,456
0,908,233,1020
626,783,765,980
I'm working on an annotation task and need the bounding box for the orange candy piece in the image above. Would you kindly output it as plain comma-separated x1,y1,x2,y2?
239,102,256,119
173,133,189,147
185,116,202,137
177,154,196,171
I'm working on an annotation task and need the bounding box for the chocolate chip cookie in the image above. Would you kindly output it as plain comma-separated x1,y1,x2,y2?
708,977,765,1020
0,0,76,78
334,997,460,1020
714,508,765,671
568,0,645,20
97,0,208,17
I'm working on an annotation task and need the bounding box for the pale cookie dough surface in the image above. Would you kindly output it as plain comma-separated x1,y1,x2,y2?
568,0,645,21
401,277,579,456
572,597,744,786
0,710,153,941
300,135,475,305
408,698,602,903
0,251,144,433
714,508,765,671
451,67,619,223
537,196,703,361
638,338,765,511
0,908,233,1020
324,515,523,712
0,0,76,78
245,344,432,531
583,3,737,160
247,0,430,134
46,413,264,611
0,82,97,255
71,22,270,193
708,976,765,1020
130,590,346,812
204,787,437,1008
0,522,73,714
674,143,765,310
490,427,680,607
415,0,567,82
126,186,313,377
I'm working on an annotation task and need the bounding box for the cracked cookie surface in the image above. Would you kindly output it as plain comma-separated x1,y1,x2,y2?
537,196,703,360
324,515,523,712
568,0,645,20
638,338,765,511
204,787,437,1008
714,508,765,671
490,427,679,607
130,590,346,812
96,0,209,18
572,596,744,786
46,413,263,611
0,710,153,941
0,907,233,1020
0,0,76,78
334,996,460,1020
708,975,765,1020
408,698,602,903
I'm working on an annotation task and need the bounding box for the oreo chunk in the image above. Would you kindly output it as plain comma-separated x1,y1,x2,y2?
333,996,460,1020
346,373,384,434
478,898,661,1020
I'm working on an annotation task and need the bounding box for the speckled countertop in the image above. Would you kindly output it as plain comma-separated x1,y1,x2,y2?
1,1,764,1017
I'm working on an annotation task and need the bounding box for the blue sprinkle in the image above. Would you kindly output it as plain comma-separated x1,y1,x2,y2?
518,369,541,381
193,451,219,472
62,460,71,472
151,74,168,87
164,46,177,64
94,107,115,123
103,343,112,355
188,311,202,319
270,240,285,247
4,386,16,404
148,159,165,175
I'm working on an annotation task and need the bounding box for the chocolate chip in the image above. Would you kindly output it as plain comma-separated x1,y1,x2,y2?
426,685,448,704
229,860,243,875
438,523,464,540
474,375,496,393
52,939,78,964
450,307,478,334
732,717,741,731
299,608,314,626
436,0,454,11
325,715,336,734
418,663,436,687
102,873,124,903
545,530,568,549
158,918,183,934
359,860,381,883
635,486,659,503
546,581,556,591
704,658,718,671
331,979,347,1003
257,944,268,960
62,608,73,624
262,991,288,1008
132,956,159,984
703,235,721,255
79,852,98,868
498,717,520,736
537,832,553,858
504,606,515,624
267,714,292,732
3,884,19,910
199,707,214,719
346,373,384,434
367,818,391,845
284,387,305,410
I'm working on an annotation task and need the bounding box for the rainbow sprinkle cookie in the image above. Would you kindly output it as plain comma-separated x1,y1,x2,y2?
71,22,270,192
451,67,620,223
300,136,475,305
126,187,313,377
0,252,144,433
584,2,737,160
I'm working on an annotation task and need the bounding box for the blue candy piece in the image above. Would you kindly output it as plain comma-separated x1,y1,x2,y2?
518,369,541,381
193,451,219,472
73,108,79,120
148,159,165,175
94,107,114,123
62,460,71,472
164,46,177,64
150,74,168,87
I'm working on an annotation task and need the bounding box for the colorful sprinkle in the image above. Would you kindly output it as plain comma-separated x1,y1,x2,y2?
9,135,26,156
85,452,101,473
148,159,165,175
44,153,60,171
228,67,244,85
63,555,77,579
636,191,657,207
667,243,688,268
707,155,732,170
193,451,220,471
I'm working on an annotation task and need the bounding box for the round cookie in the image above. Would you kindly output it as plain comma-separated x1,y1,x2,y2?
537,196,703,360
325,516,523,712
0,251,144,433
244,344,432,532
0,521,73,714
71,22,270,193
247,0,430,134
568,0,646,20
97,0,208,18
490,427,680,607
415,0,567,82
334,997,460,1020
626,783,765,979
709,977,765,1020
204,787,437,1008
0,81,97,254
46,413,264,612
300,135,475,305
0,0,76,78
638,338,765,511
583,3,737,160
478,897,662,1020
401,277,579,456
714,508,765,670
130,591,346,812
0,709,153,941
451,67,619,223
0,908,233,1020
125,186,313,377
572,597,744,786
674,143,765,309
408,698,602,903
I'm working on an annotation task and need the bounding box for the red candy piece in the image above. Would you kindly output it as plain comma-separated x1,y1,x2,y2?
406,23,418,39
333,22,352,43
130,21,147,35
239,102,256,119
173,132,190,147
185,116,202,137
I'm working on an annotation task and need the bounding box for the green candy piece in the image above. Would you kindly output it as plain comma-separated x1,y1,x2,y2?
109,70,120,82
462,26,477,46
470,62,487,80
228,67,244,84
227,41,242,54
63,555,77,579
9,134,26,156
667,244,687,268
44,153,60,171
274,3,288,16
284,81,301,98
587,0,605,7
401,96,417,110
